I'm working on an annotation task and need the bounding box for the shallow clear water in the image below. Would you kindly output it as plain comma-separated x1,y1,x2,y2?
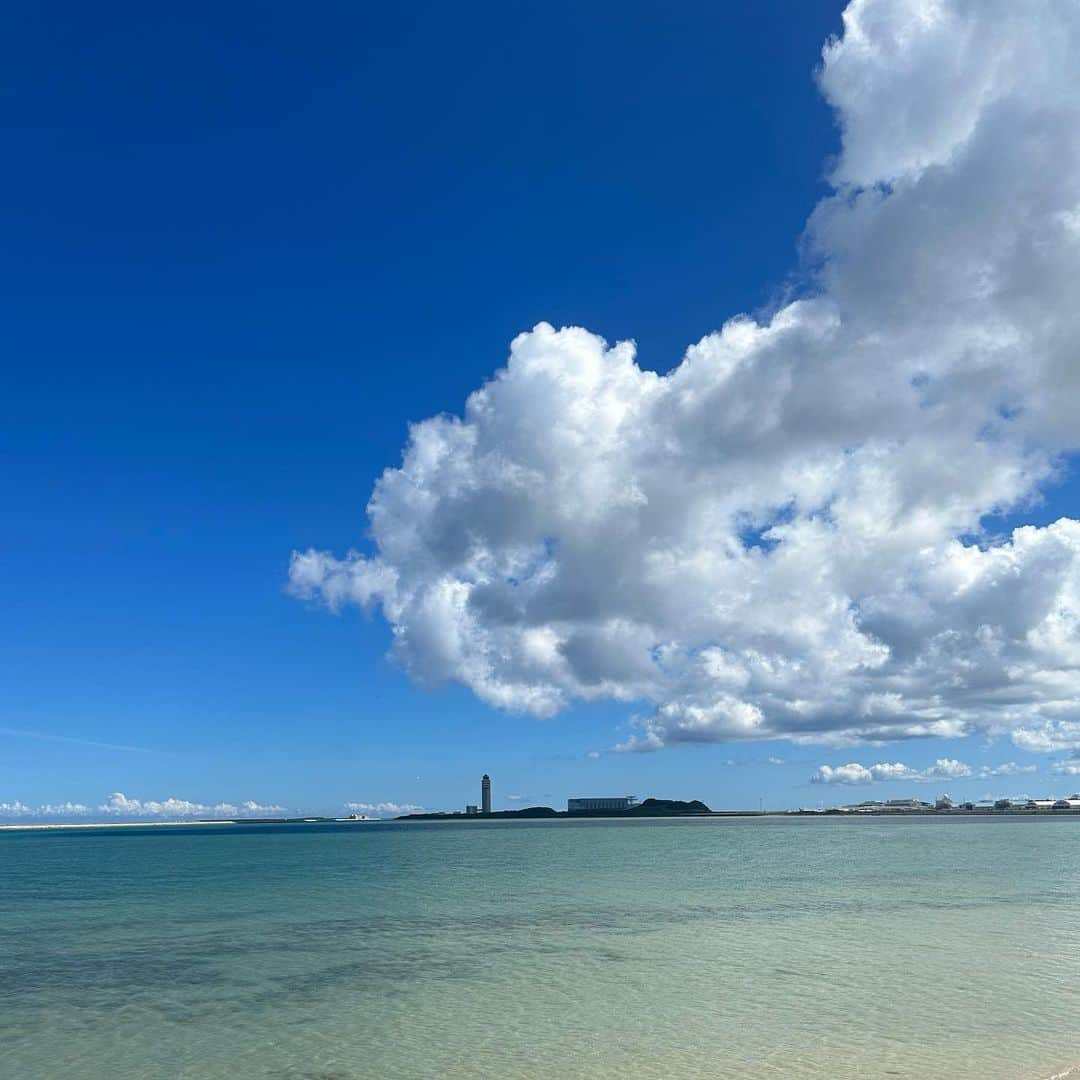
2,816,1080,1079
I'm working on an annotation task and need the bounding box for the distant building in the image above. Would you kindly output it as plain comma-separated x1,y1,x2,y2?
465,805,479,815
481,774,491,814
842,798,931,813
567,796,638,812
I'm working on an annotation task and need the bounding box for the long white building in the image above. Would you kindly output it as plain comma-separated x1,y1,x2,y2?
567,796,638,812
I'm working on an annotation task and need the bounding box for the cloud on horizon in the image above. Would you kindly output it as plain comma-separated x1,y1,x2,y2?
290,0,1080,752
344,801,423,817
0,801,92,819
812,760,1037,785
0,793,288,821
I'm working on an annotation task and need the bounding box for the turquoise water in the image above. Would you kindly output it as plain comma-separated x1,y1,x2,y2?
3,816,1080,1079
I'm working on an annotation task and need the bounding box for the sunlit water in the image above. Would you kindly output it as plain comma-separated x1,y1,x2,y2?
2,816,1080,1079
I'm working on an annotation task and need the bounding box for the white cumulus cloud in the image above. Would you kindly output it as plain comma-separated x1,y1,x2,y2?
812,764,876,785
290,0,1080,752
812,758,1036,784
0,795,287,821
0,800,91,818
98,793,286,818
1011,720,1080,753
979,762,1039,778
344,801,423,817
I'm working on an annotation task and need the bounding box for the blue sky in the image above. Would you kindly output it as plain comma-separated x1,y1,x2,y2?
5,0,1080,819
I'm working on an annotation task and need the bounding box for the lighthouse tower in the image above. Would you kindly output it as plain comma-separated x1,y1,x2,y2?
481,774,492,814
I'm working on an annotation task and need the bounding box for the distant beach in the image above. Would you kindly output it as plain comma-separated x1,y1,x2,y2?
0,816,365,831
0,819,239,831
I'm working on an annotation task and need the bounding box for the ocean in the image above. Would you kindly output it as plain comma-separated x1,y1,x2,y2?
2,816,1079,1079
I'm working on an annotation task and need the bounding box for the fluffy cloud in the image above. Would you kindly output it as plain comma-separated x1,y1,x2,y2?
290,0,1080,751
97,793,286,818
812,759,1036,784
979,762,1040,778
1050,758,1080,776
1012,720,1080,753
0,794,287,821
812,764,876,785
344,801,423,817
0,800,90,818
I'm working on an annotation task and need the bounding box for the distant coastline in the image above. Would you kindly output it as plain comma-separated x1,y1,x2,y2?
397,806,1080,822
397,797,711,821
9,804,1080,831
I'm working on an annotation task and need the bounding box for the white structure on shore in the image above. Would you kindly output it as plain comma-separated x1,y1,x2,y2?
567,796,638,812
481,774,491,814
